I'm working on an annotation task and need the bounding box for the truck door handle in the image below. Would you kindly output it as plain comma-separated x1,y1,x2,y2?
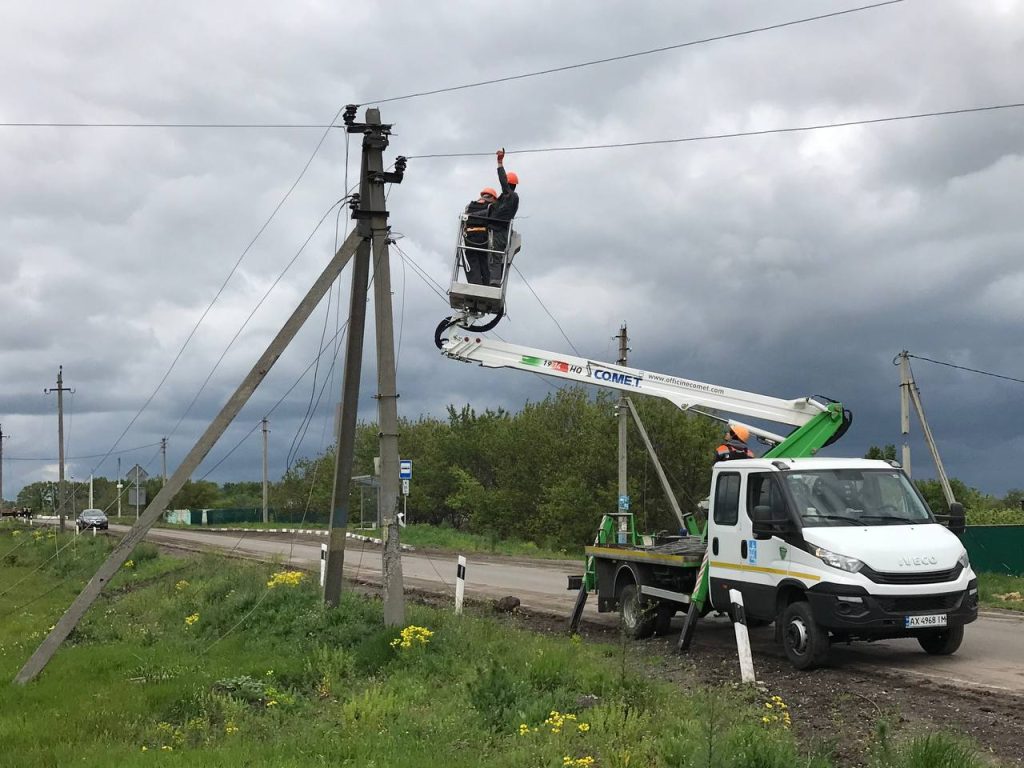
712,537,719,555
740,540,748,560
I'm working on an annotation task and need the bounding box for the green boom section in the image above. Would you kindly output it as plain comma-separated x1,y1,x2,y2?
763,403,846,459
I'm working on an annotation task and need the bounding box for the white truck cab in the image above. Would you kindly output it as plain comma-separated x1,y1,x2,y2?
707,457,978,668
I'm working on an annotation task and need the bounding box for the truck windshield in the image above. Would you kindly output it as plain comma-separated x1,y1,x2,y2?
782,469,933,527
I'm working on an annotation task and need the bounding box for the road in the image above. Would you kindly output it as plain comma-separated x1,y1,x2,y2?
119,524,1024,695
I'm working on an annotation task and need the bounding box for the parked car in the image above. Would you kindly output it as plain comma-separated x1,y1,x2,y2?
77,509,109,531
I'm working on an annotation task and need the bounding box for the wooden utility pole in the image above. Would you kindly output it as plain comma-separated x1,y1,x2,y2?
261,418,270,524
323,106,407,622
14,228,363,685
44,367,73,532
0,425,8,509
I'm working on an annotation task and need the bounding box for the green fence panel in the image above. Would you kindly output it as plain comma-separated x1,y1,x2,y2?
962,525,1024,576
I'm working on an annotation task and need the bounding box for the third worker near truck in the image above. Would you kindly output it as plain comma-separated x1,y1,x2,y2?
715,424,755,462
488,148,520,285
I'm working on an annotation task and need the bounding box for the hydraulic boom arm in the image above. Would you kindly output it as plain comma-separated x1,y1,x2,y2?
441,334,851,457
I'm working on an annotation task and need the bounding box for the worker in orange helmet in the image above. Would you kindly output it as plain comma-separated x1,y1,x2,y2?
715,424,755,462
488,148,520,284
463,187,497,285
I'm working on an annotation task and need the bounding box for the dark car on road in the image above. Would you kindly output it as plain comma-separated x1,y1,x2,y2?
77,509,109,531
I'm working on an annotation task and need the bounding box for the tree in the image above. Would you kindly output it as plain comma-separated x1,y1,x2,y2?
864,444,897,461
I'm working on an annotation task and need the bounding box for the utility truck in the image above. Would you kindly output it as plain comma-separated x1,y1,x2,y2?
439,333,977,669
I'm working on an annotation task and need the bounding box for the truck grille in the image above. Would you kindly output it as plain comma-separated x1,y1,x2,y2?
876,592,962,613
861,563,962,585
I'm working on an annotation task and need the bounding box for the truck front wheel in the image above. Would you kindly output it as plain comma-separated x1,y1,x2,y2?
619,584,656,639
918,625,964,655
781,601,830,670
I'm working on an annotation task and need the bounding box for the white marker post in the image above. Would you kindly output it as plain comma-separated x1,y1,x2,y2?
455,555,467,615
320,543,327,588
729,588,756,684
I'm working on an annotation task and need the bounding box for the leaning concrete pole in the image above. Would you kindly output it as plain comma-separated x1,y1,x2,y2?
14,228,362,685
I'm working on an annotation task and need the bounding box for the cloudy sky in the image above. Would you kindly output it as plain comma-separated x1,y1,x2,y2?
2,0,1023,502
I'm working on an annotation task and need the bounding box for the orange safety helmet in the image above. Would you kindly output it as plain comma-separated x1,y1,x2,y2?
480,187,498,199
728,424,750,442
505,171,519,186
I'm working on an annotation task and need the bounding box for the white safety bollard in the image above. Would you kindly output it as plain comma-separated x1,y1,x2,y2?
320,543,327,588
455,555,467,615
728,589,756,684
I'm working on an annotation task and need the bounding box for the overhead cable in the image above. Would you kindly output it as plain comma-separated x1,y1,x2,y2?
2,2,904,128
407,102,1024,159
906,354,1024,386
88,110,344,476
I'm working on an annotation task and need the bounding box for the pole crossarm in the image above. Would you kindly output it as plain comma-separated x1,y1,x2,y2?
14,229,362,685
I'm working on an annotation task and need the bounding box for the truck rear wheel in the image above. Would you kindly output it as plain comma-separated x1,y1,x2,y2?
918,625,964,655
781,601,830,670
619,584,656,639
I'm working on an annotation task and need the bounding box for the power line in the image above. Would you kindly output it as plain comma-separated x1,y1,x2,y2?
88,111,344,476
362,1,904,106
512,265,581,355
6,441,162,462
407,101,1024,159
906,354,1024,386
2,2,904,129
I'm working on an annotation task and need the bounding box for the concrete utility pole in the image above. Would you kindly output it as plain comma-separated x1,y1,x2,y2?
261,418,270,524
160,437,168,483
324,106,407,625
44,366,73,532
0,425,8,509
116,457,122,518
616,325,630,543
14,226,363,686
898,351,912,476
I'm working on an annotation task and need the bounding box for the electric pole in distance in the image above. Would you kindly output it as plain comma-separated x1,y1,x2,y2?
261,418,270,524
0,425,9,510
44,366,73,532
160,437,168,483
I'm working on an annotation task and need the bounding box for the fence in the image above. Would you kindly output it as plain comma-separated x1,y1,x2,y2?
962,525,1024,576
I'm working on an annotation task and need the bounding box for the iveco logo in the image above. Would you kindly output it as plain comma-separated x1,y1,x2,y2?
898,555,938,567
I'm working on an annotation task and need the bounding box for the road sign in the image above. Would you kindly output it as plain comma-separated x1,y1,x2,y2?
618,494,630,511
399,459,412,480
125,464,149,483
402,479,410,496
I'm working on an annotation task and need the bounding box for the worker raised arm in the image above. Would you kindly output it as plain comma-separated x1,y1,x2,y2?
488,148,520,284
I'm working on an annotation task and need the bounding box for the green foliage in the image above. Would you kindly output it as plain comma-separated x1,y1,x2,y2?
0,529,994,767
865,444,898,461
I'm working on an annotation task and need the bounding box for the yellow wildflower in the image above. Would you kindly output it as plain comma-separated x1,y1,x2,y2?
124,559,135,569
184,613,199,627
175,580,189,592
577,723,590,733
389,625,434,649
266,570,306,589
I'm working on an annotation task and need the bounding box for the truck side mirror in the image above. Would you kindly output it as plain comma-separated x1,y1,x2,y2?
752,505,786,540
948,502,966,535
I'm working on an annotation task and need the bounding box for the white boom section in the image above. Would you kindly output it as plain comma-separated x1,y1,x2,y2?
442,335,827,434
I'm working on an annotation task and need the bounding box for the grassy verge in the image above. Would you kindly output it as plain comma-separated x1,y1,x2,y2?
0,524,994,767
977,572,1024,612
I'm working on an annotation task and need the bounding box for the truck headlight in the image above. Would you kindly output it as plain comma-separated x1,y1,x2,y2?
957,550,970,570
814,546,864,573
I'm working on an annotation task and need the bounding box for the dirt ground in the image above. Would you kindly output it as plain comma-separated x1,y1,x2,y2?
448,594,1023,768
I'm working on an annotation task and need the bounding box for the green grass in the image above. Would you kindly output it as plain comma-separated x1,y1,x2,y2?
976,572,1024,612
0,526,994,766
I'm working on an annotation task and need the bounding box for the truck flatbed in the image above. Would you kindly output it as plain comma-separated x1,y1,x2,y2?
586,536,705,567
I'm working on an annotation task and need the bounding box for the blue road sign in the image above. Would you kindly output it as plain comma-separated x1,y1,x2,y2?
399,459,412,480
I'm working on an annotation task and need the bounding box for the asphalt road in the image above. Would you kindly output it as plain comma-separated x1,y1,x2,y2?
117,524,1024,695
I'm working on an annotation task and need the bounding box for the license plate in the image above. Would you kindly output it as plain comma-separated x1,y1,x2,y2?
905,613,947,629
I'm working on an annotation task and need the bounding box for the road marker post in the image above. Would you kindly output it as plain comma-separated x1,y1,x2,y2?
729,589,756,684
320,543,327,588
455,555,467,615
